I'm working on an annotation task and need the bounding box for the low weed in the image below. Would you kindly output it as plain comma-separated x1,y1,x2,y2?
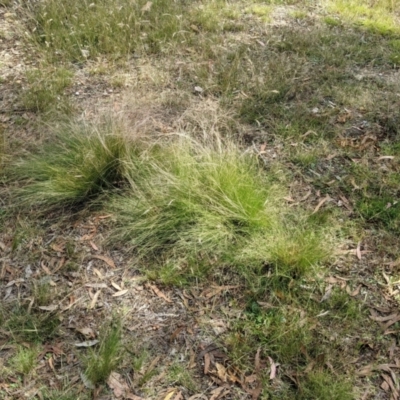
356,196,400,232
82,318,123,385
32,279,54,307
21,67,73,114
167,363,199,393
9,345,41,376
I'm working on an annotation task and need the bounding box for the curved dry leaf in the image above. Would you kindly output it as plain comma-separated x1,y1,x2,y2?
108,372,128,398
112,289,129,297
312,195,331,214
80,372,95,389
146,283,172,303
187,395,208,400
215,362,227,382
85,283,107,288
163,390,176,400
75,327,95,337
74,339,99,347
89,289,102,309
38,305,58,311
92,255,116,268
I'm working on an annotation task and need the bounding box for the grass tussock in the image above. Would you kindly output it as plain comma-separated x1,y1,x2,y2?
83,318,123,385
9,116,335,285
111,131,335,285
112,135,277,258
11,120,133,212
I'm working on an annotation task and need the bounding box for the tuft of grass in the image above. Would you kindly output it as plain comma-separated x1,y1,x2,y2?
299,370,354,400
167,363,199,393
21,67,73,114
111,133,335,289
9,345,41,376
83,318,123,385
245,4,274,22
12,120,132,212
3,303,60,343
356,196,400,232
112,134,277,260
41,390,88,400
32,279,54,307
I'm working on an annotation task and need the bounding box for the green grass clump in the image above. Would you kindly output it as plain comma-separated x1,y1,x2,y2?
112,133,334,287
112,136,277,261
83,318,123,385
356,196,400,232
113,136,276,259
12,121,132,212
3,304,60,343
9,345,41,376
299,370,354,400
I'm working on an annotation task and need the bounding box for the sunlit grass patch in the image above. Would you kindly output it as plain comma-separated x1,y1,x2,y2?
189,0,242,32
186,25,395,140
11,120,133,212
327,0,400,36
245,4,274,22
23,0,190,61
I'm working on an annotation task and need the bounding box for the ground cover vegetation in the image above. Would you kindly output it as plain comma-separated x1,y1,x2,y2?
1,0,400,399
